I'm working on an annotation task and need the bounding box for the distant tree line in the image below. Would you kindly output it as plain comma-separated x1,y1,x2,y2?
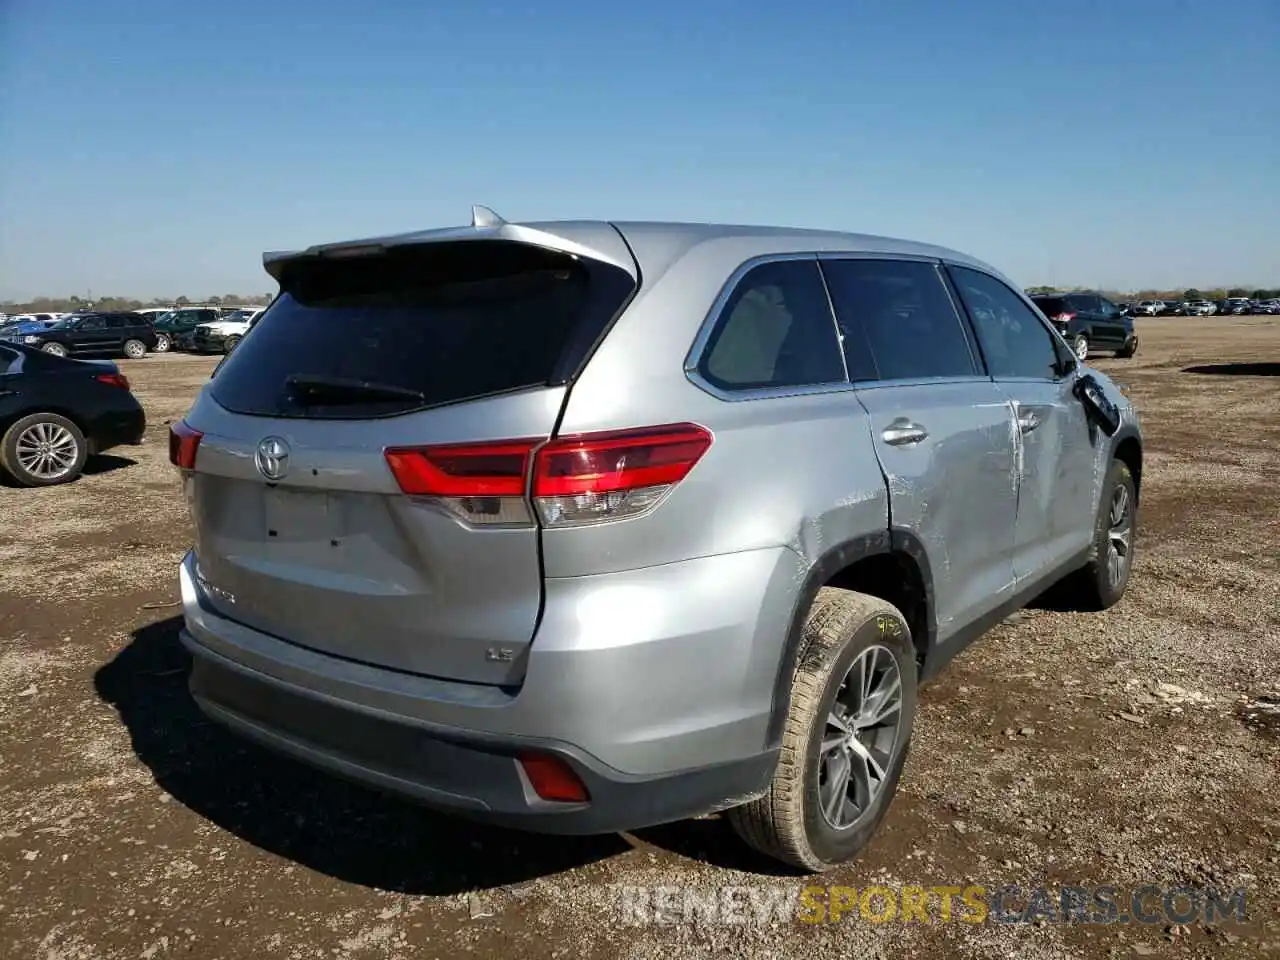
1,293,276,314
1026,285,1279,302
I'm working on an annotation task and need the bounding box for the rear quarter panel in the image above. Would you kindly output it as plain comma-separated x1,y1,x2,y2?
550,237,890,578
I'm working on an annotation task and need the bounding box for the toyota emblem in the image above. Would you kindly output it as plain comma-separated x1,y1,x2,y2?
255,436,291,481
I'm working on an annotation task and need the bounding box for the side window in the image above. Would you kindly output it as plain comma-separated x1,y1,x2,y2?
1098,297,1120,317
698,259,845,390
821,258,977,381
949,266,1062,380
105,314,129,328
79,316,105,331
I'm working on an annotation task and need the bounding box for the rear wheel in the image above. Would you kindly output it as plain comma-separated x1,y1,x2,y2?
1072,334,1089,361
1,413,88,487
727,589,917,872
223,335,242,355
123,339,147,359
41,342,68,358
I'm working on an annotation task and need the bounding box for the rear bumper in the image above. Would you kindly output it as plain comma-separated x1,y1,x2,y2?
184,644,774,834
90,403,146,453
177,547,795,833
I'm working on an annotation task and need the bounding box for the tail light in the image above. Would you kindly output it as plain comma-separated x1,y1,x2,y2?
383,422,712,528
532,423,712,526
95,372,130,390
383,439,539,525
1054,312,1076,323
168,420,203,470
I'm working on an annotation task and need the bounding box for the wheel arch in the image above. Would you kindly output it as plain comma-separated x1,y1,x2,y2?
1112,428,1143,505
765,531,936,749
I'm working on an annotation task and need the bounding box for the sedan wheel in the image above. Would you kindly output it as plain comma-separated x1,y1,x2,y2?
1072,335,1089,361
1,413,89,487
41,342,68,357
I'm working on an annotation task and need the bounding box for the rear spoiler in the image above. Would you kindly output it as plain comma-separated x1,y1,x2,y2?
262,205,637,282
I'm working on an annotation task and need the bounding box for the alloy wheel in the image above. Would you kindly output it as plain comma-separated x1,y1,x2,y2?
15,421,79,481
817,644,904,830
1106,483,1133,589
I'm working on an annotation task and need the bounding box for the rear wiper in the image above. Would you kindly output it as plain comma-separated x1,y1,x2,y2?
284,374,426,405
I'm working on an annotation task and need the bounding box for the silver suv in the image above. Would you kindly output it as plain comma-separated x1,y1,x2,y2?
171,208,1142,872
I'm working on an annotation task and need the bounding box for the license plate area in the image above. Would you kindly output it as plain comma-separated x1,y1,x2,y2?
262,486,337,543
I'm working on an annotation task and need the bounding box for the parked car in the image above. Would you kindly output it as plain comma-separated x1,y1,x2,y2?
1220,298,1253,316
1132,301,1163,316
191,308,263,355
0,342,146,486
1256,299,1280,315
170,211,1143,872
0,317,57,343
1183,300,1216,317
1029,292,1139,360
153,308,222,352
17,312,159,359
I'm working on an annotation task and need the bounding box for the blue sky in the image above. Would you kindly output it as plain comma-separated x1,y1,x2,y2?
1,0,1275,299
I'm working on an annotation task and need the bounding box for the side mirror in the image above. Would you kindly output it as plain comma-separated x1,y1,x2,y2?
1074,373,1121,436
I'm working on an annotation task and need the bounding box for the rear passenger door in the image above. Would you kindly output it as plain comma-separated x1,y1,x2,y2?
821,256,1020,644
946,266,1096,584
103,314,131,352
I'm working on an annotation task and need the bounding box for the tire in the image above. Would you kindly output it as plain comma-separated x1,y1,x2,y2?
123,339,147,359
1063,459,1137,611
154,334,171,353
223,335,242,355
0,413,88,487
41,342,68,357
727,589,918,872
1072,335,1089,362
1115,338,1137,359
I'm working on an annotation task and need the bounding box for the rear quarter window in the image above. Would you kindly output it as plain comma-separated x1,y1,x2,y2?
697,259,846,391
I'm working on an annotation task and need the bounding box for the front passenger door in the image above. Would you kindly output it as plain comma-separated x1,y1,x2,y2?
70,316,110,352
1093,297,1128,350
947,266,1098,585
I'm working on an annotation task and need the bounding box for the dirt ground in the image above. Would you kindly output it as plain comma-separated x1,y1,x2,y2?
2,318,1278,960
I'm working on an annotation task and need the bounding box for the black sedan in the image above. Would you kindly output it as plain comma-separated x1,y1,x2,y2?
0,342,146,487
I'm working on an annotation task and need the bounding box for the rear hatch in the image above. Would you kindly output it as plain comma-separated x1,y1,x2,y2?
180,235,637,686
1031,296,1073,332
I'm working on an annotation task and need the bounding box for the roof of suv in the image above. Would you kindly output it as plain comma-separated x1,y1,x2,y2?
263,212,1002,285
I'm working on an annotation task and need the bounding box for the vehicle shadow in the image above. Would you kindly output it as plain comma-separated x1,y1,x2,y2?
1182,362,1280,377
83,454,137,475
93,616,636,894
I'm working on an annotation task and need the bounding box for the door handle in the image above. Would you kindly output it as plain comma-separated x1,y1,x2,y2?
1017,411,1041,434
882,420,928,446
